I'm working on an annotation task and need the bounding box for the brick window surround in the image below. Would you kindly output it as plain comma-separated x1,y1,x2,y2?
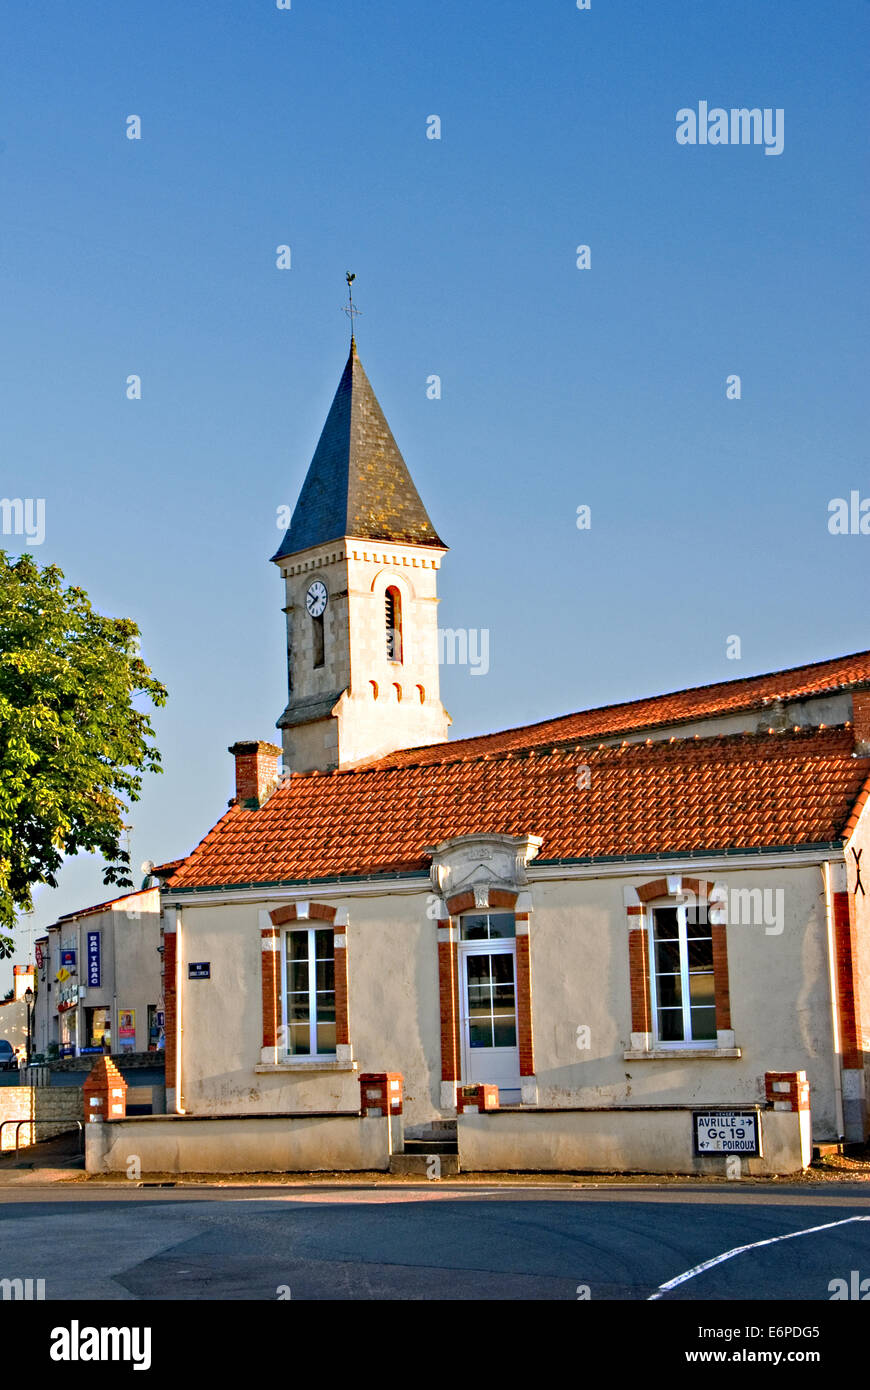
261,902,351,1065
625,875,736,1056
438,887,535,1109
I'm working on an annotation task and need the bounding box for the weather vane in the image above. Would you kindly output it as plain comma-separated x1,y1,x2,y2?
342,271,361,342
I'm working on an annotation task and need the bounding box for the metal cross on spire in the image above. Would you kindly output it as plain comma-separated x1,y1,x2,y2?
342,271,361,344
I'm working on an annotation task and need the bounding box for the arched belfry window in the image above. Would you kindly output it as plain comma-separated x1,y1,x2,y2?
385,586,403,663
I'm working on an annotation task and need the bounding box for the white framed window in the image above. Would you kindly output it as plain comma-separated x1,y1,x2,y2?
648,903,716,1046
281,927,336,1057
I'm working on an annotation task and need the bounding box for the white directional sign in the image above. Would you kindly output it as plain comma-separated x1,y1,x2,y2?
693,1111,760,1155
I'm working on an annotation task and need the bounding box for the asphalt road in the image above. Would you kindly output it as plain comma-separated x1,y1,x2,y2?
0,1184,869,1300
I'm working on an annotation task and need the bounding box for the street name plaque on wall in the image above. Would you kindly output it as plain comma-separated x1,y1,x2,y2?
188,962,211,979
693,1110,761,1156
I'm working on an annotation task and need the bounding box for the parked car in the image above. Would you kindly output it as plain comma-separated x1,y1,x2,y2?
0,1041,18,1071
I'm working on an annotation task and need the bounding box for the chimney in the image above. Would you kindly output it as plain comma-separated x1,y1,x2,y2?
853,691,870,755
228,741,282,808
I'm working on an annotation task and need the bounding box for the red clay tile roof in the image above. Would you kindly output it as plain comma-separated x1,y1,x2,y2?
365,648,870,771
56,887,159,923
165,726,870,891
150,859,184,879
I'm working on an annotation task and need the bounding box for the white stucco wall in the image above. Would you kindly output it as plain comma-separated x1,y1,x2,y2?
86,1113,392,1174
457,1106,811,1175
171,859,839,1138
527,866,838,1138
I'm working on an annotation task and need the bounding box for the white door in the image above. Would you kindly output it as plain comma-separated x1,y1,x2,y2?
459,940,521,1104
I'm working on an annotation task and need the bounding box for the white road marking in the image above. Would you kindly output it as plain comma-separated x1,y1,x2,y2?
648,1214,870,1299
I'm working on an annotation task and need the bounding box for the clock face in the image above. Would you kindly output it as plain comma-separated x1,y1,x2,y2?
305,580,328,618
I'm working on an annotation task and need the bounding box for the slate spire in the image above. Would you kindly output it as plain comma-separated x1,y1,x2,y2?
272,342,445,560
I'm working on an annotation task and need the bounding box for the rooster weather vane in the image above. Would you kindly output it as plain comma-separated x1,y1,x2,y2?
342,272,361,342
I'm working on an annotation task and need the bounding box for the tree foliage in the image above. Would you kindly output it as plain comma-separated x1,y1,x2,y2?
0,551,167,929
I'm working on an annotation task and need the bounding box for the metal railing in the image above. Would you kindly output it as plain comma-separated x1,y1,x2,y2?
0,1119,84,1158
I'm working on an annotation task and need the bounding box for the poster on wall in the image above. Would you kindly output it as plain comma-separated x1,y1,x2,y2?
118,1010,136,1051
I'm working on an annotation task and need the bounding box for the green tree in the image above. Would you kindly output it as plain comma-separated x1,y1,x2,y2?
0,551,167,933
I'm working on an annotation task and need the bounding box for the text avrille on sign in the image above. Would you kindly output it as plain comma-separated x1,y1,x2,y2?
693,1111,761,1156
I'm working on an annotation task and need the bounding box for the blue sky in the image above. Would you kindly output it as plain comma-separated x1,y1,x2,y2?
3,0,868,967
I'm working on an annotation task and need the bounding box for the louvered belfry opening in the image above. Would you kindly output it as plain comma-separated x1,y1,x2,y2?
385,586,402,663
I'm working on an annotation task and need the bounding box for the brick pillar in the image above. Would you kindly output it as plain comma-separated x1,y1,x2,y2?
765,1070,812,1171
84,1057,127,1123
711,918,732,1036
437,919,461,1110
627,907,652,1046
832,883,865,1139
765,1070,810,1111
456,1083,499,1113
359,1073,403,1116
515,913,536,1104
333,927,351,1065
163,927,177,1104
261,927,281,1062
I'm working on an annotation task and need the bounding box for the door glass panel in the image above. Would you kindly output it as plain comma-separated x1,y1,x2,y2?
466,954,492,987
490,954,514,985
466,952,493,1048
469,1019,494,1048
492,1016,517,1048
464,950,517,1052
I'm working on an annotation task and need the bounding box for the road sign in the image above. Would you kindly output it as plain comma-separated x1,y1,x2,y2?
693,1110,760,1155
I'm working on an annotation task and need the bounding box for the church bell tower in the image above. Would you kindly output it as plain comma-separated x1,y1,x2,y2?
271,337,451,773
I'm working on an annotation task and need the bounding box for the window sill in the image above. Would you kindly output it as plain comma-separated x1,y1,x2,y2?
623,1047,742,1060
255,1060,359,1073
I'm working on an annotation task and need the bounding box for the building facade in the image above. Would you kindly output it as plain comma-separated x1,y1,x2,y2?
34,888,163,1059
149,341,870,1164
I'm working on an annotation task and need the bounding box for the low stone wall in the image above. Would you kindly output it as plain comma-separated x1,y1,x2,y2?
0,1087,84,1151
457,1105,811,1176
85,1112,394,1174
49,1052,163,1074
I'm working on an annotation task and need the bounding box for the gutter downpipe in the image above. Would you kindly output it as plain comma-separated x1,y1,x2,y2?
822,860,845,1141
175,907,185,1114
